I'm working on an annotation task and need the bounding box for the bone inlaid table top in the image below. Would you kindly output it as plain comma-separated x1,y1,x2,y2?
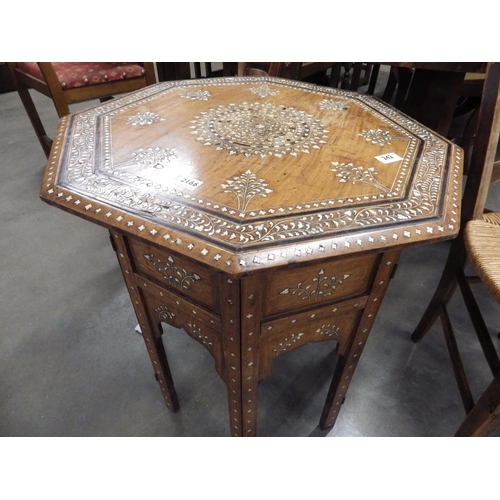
40,76,463,436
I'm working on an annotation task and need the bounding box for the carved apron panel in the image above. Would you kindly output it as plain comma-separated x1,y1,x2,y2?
259,296,367,380
136,277,225,380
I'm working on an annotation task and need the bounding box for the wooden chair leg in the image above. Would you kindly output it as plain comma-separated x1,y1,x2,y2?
366,64,380,95
329,64,342,88
460,107,480,174
349,63,363,90
439,304,475,413
393,68,413,109
455,372,500,436
15,86,52,157
411,265,459,343
411,237,468,343
382,67,398,102
456,268,500,375
193,63,202,78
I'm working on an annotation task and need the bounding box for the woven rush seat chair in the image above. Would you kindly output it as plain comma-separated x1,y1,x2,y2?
467,212,500,300
7,62,156,157
457,212,500,436
410,62,500,436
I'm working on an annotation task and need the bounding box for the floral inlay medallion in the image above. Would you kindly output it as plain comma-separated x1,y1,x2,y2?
190,102,328,157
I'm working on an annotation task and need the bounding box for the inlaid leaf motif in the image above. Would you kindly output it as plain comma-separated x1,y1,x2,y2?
155,305,176,321
274,333,305,356
221,170,273,211
316,324,341,339
144,254,201,290
280,270,351,301
331,162,390,193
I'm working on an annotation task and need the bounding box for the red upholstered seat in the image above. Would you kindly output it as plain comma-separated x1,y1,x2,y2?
16,62,147,89
7,61,156,157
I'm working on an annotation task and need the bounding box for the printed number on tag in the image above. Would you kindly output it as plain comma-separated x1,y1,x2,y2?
375,153,403,164
175,176,203,190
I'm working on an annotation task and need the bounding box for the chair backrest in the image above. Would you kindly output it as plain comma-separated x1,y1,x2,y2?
7,62,157,157
8,62,156,117
237,62,284,77
460,62,500,223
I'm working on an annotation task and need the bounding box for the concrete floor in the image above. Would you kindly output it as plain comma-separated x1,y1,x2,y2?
1,69,500,438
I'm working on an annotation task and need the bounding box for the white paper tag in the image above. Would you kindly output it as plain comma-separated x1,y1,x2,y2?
374,152,403,164
173,176,203,190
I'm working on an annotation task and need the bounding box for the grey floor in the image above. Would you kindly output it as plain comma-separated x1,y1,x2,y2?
1,70,500,437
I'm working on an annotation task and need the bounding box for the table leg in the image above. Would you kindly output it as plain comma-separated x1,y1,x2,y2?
319,249,401,430
238,275,263,437
219,276,245,437
109,230,179,412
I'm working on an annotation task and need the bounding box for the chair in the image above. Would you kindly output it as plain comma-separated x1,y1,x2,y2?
237,62,284,77
286,62,339,85
284,63,373,89
232,63,342,86
7,62,157,157
456,214,500,435
455,373,500,435
459,78,500,182
337,63,375,90
410,62,500,435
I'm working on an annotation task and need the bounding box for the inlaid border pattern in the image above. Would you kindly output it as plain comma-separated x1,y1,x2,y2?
47,78,462,270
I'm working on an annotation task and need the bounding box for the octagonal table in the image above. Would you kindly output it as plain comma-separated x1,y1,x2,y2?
40,76,463,436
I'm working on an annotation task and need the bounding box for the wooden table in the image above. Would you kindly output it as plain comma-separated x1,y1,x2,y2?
40,76,463,436
376,62,486,137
